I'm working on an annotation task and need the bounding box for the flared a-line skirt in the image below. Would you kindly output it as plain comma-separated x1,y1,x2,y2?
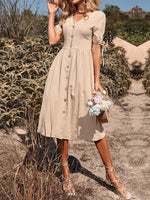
37,47,106,141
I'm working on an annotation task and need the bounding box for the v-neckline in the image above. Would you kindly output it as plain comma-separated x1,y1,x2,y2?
71,11,96,25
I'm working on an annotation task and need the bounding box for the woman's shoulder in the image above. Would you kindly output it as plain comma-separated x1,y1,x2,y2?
92,10,106,19
93,10,105,16
91,10,106,26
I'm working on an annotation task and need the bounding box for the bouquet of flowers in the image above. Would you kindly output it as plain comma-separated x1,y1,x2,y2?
87,89,113,122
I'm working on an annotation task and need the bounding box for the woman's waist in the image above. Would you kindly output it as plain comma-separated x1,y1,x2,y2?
62,45,92,51
62,40,92,50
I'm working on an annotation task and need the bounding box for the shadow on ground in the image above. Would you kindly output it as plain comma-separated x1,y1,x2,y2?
17,132,116,196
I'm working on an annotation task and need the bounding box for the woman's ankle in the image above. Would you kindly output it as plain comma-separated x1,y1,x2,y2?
105,166,118,183
61,162,71,178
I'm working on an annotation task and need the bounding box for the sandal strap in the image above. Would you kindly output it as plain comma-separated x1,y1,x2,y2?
104,165,114,172
106,174,120,187
117,186,131,198
62,176,71,182
63,183,74,190
63,187,75,195
62,162,68,166
106,175,131,199
62,176,76,195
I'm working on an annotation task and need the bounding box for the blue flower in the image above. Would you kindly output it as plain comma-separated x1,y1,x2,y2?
89,104,101,116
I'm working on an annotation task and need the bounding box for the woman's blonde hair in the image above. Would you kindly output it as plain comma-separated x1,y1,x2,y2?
59,0,99,29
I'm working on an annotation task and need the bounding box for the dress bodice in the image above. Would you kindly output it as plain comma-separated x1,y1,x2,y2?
54,11,106,50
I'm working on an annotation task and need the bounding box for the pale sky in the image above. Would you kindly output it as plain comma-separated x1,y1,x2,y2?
32,0,150,15
100,0,149,12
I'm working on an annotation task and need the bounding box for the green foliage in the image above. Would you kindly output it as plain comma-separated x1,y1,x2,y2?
145,13,150,21
103,4,129,45
115,18,150,46
142,49,150,95
103,4,150,46
103,4,121,16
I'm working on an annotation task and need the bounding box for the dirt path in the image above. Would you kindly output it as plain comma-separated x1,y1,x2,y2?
69,79,150,200
0,79,150,199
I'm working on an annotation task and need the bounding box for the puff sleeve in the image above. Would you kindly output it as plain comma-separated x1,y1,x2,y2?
92,12,106,45
54,19,63,35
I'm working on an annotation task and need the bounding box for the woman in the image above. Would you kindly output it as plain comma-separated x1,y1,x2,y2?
37,0,131,199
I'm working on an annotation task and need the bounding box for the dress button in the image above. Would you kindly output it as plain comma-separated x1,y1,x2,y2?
65,88,67,91
64,98,67,102
68,54,71,57
71,35,73,38
67,65,69,68
63,110,65,114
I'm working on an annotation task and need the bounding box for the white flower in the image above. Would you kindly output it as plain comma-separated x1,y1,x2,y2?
87,101,93,106
87,89,113,117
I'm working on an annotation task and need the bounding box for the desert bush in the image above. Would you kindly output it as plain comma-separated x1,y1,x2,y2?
142,49,150,95
0,0,38,43
130,61,144,80
101,46,131,98
0,0,62,43
0,37,131,129
0,36,63,130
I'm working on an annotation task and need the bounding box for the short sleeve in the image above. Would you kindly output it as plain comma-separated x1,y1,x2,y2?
54,19,63,35
92,12,106,45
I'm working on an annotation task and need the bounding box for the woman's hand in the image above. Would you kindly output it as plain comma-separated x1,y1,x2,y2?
94,80,104,93
47,0,59,15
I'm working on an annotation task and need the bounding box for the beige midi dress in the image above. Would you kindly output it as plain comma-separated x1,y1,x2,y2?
37,10,106,141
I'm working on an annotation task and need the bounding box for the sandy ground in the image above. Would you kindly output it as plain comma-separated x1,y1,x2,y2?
0,79,150,199
68,79,150,200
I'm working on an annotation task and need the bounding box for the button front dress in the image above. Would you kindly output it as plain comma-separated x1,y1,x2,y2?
37,10,106,141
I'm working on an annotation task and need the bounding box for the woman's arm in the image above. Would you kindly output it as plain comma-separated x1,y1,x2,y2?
47,0,62,45
48,13,62,45
91,43,104,92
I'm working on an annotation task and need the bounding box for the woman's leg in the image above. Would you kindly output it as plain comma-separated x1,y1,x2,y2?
94,136,118,180
57,139,69,166
57,139,75,195
95,136,130,198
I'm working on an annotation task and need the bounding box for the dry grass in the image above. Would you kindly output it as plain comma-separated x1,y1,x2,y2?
0,104,92,200
0,141,91,199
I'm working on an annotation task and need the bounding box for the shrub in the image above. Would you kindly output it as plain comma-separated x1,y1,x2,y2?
0,0,38,43
101,46,131,98
0,37,131,129
142,49,150,95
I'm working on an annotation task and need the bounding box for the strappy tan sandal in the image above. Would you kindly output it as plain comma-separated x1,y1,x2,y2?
61,162,75,196
104,165,131,199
